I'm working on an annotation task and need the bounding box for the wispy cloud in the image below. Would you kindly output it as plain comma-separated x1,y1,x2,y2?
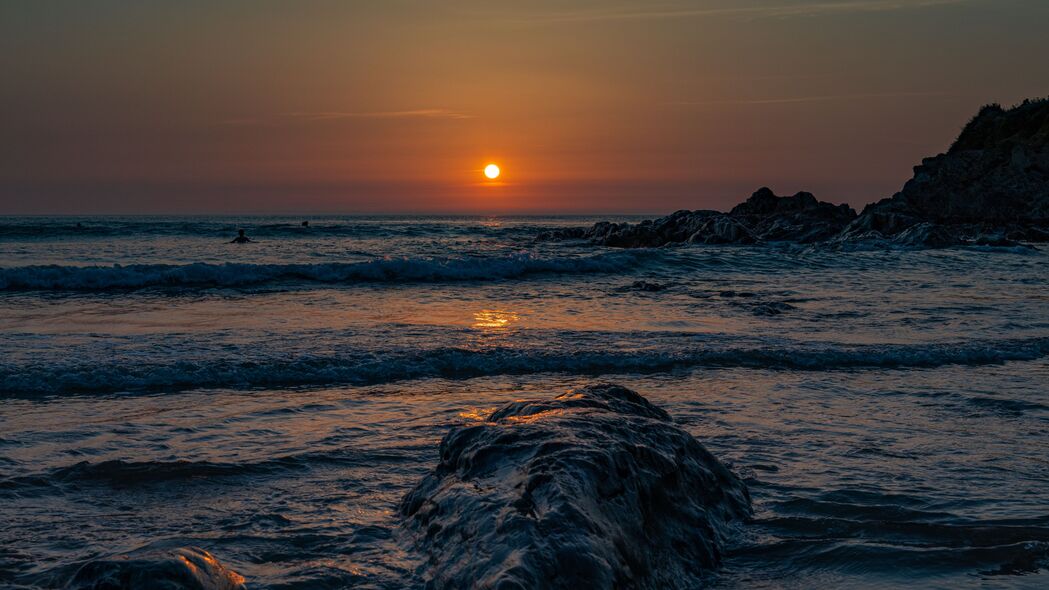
670,91,951,106
288,109,472,121
507,0,969,25
221,109,471,126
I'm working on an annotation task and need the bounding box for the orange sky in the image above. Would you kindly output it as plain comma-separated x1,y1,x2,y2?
2,1,1048,214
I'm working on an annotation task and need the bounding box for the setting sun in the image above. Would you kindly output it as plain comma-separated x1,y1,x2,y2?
484,164,501,180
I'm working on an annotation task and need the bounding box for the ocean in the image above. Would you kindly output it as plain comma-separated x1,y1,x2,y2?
1,215,1048,589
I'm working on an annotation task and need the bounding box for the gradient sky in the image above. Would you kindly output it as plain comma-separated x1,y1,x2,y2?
2,0,1048,214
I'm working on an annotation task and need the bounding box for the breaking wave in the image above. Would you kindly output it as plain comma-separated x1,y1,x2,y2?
0,251,651,292
3,334,1047,396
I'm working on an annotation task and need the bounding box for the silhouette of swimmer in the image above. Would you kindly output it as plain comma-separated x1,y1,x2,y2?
230,229,252,244
301,220,309,227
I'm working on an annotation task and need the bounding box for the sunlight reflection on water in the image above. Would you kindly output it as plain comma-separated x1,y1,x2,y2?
472,309,521,329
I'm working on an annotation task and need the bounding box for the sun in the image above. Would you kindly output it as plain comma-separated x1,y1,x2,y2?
484,163,501,180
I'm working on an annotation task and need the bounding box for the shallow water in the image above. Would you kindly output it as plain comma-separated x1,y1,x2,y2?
1,215,1048,588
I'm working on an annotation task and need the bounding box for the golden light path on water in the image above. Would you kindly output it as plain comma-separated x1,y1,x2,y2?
472,309,519,329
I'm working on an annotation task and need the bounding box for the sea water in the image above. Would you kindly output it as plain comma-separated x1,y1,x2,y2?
1,215,1047,588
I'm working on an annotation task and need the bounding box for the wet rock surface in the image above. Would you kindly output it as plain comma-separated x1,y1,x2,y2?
400,384,751,590
66,547,246,590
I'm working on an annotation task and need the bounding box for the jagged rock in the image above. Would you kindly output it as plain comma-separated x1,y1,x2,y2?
854,98,1049,239
891,223,963,248
559,188,853,248
580,210,721,248
66,547,246,590
725,187,856,243
729,187,853,221
688,215,756,244
400,384,751,590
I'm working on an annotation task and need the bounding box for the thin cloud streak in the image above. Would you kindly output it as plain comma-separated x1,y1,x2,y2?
670,91,952,106
221,109,471,126
289,109,472,121
507,0,970,25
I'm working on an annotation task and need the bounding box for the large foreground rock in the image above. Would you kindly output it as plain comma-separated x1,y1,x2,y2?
400,384,751,590
66,547,246,590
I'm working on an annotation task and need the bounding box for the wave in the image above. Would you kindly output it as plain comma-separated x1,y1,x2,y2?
0,251,650,292
0,218,598,241
57,450,407,483
3,334,1047,396
0,449,417,496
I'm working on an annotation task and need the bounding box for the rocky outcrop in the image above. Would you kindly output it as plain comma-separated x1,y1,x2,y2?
845,98,1049,243
66,547,246,590
400,384,751,590
540,98,1049,249
539,188,855,247
729,188,856,243
687,215,757,245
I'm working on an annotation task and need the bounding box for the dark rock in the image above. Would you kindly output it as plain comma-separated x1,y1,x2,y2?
854,98,1049,239
729,187,854,222
891,223,964,248
729,188,856,243
582,210,721,248
574,188,853,247
66,547,246,590
400,384,751,590
688,215,757,244
535,227,587,241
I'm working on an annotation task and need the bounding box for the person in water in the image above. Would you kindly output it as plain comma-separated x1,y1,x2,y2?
230,229,252,243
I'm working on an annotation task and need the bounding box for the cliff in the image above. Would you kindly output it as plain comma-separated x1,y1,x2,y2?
850,98,1049,241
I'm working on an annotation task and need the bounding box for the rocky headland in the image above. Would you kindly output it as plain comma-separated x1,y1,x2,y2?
541,98,1049,248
